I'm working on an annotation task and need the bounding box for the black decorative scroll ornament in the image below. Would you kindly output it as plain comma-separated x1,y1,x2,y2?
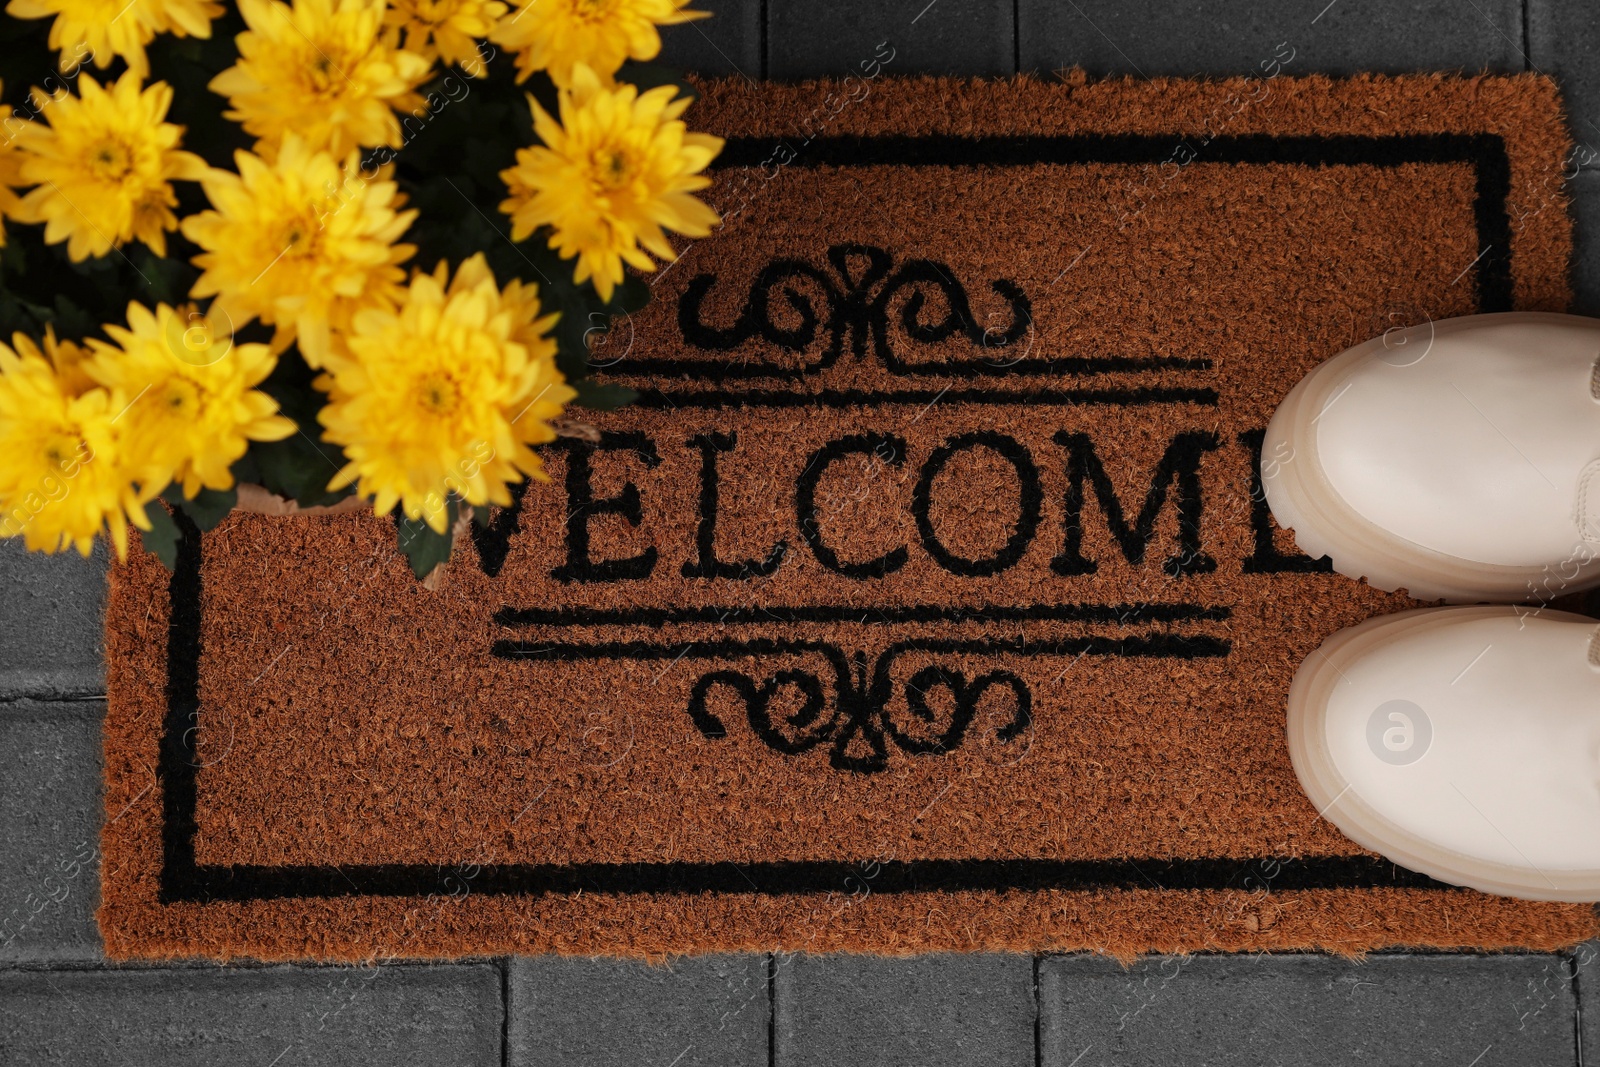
675,243,1033,378
686,643,1032,773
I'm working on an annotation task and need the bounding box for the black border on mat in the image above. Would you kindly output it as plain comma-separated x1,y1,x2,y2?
156,521,1451,900
154,129,1515,904
615,131,1514,395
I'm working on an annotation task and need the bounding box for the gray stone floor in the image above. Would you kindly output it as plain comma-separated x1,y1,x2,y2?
6,1,1600,1064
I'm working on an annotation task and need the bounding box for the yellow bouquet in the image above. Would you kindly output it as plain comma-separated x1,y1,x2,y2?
0,0,721,575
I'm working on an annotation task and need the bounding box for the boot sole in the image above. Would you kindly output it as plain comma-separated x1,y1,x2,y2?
1286,605,1600,901
1260,312,1600,603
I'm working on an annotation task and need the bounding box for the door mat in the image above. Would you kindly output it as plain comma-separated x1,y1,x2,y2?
101,73,1600,962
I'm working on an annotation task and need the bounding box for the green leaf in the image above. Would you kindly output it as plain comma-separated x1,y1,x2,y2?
548,283,611,384
128,248,194,306
250,345,354,507
571,379,637,411
0,237,26,276
249,436,352,507
140,501,181,570
230,453,260,487
170,485,238,532
394,497,458,579
0,287,52,341
49,294,96,339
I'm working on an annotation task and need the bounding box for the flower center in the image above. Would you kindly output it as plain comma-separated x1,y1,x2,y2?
277,211,324,261
41,432,83,473
158,379,201,417
415,371,462,415
591,145,636,191
306,50,347,95
413,0,456,25
570,0,618,20
89,139,133,182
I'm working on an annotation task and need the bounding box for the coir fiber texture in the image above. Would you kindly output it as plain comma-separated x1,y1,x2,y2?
101,74,1600,961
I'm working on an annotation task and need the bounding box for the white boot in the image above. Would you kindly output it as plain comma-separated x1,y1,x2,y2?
1262,312,1600,602
1288,605,1600,901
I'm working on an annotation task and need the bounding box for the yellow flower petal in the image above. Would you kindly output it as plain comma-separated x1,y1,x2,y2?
384,0,505,77
181,136,415,368
0,340,151,559
491,0,702,86
85,303,296,498
317,256,575,525
498,68,721,296
5,0,220,81
211,0,434,159
11,71,205,264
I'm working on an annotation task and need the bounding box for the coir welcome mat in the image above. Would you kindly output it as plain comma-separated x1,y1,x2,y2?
102,74,1600,961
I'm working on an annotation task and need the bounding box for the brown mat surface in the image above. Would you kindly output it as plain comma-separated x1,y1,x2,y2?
102,74,1600,961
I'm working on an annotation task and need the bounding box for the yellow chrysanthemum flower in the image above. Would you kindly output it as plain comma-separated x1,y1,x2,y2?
211,0,434,159
491,0,702,86
385,0,505,77
11,72,207,263
498,64,720,301
0,90,24,248
181,134,417,367
86,302,297,498
5,0,221,81
317,253,574,532
28,325,96,396
0,333,151,558
0,156,21,251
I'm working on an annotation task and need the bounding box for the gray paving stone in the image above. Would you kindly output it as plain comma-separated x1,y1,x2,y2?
509,954,767,1067
1570,168,1600,317
768,0,1014,80
1017,0,1523,79
658,3,763,79
0,963,503,1066
1580,940,1599,1064
0,703,102,962
773,952,1034,1067
1040,952,1578,1067
1528,0,1600,166
0,538,106,701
